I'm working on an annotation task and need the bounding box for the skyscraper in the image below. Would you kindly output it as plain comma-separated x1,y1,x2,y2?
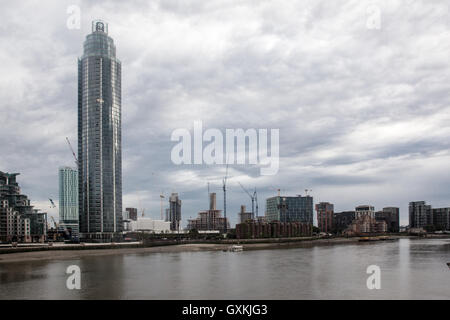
168,193,181,232
59,167,79,236
78,20,123,237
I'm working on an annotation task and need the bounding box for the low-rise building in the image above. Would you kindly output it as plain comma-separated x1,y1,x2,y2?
333,211,355,234
236,221,312,239
129,217,171,233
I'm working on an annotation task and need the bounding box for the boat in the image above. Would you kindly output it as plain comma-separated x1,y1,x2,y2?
228,245,244,252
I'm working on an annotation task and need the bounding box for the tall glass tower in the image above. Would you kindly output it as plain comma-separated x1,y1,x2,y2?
78,20,122,235
59,167,79,236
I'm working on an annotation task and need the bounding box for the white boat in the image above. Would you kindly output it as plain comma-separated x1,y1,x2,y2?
228,245,244,252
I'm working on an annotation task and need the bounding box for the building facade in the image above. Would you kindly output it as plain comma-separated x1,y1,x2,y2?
333,211,356,234
168,193,181,232
236,221,312,239
0,172,46,243
238,205,254,224
432,208,450,231
375,207,400,233
125,207,138,221
348,205,387,235
187,193,229,232
265,195,313,225
78,20,123,236
316,202,334,233
59,167,79,236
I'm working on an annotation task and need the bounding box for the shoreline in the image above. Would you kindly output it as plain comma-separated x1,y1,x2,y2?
0,235,448,264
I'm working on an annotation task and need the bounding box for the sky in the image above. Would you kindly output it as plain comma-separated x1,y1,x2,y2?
1,0,450,227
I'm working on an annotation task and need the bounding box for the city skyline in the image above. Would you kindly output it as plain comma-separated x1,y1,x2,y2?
2,1,450,227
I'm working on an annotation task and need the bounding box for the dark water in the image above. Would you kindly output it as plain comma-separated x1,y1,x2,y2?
0,238,449,299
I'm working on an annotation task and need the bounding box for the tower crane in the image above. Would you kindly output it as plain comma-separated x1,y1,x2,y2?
65,137,78,167
238,182,257,220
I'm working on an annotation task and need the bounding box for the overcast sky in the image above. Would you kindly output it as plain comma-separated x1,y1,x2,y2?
1,0,450,227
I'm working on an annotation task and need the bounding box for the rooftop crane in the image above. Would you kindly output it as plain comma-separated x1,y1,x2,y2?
65,137,78,167
238,182,257,220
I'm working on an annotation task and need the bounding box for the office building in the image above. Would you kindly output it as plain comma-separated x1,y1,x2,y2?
78,20,123,237
316,202,334,233
59,167,79,237
265,195,313,225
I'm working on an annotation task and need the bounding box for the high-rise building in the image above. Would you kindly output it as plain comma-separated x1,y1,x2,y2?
316,202,334,233
168,193,181,232
78,20,123,236
409,201,432,229
58,167,79,237
265,195,313,225
375,207,400,233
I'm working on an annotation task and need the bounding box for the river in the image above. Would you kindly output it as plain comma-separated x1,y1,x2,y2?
0,238,449,299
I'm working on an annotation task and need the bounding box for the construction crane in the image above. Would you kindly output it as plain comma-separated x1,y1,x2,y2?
160,192,165,220
65,137,78,167
222,164,229,234
238,182,256,220
49,199,56,208
50,216,58,230
254,188,259,219
305,189,312,196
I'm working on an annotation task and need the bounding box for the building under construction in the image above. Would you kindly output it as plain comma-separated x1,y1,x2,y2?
187,193,229,233
238,205,254,224
236,221,312,239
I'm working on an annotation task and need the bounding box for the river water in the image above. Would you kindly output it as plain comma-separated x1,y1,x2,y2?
0,238,449,299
